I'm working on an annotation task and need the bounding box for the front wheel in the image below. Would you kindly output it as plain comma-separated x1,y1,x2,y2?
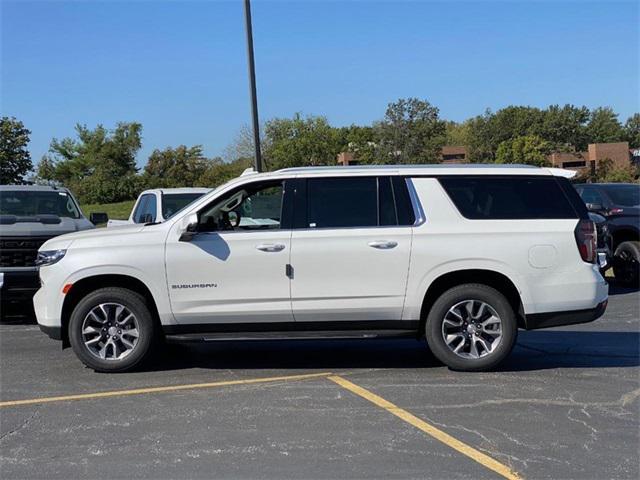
69,287,157,372
425,284,518,371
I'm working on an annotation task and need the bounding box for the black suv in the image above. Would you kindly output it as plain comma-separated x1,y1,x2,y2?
575,183,640,286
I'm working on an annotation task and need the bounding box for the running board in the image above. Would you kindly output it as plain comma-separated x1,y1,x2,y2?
165,329,418,343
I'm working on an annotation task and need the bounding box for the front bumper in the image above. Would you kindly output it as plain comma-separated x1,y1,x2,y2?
525,300,608,330
0,268,40,298
0,269,40,316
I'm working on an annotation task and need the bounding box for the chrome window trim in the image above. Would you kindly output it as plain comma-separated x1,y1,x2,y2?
405,178,426,226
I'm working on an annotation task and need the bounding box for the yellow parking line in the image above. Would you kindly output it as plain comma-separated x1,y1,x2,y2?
328,375,522,480
0,372,331,408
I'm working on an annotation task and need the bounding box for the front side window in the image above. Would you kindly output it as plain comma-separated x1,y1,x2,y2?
0,191,80,219
199,181,283,232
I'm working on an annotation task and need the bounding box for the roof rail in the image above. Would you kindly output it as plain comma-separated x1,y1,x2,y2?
240,167,257,177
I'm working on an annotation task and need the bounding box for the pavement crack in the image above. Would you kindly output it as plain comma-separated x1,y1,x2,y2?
0,408,39,442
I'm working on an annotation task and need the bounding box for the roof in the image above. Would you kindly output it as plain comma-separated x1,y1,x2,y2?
141,187,211,195
0,184,69,192
271,164,554,177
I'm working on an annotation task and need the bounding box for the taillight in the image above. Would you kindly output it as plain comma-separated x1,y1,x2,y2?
574,219,597,263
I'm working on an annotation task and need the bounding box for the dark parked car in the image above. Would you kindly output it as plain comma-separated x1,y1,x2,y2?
575,183,640,286
589,211,612,273
0,185,95,319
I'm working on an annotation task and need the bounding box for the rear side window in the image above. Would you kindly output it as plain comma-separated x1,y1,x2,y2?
439,176,579,220
307,177,378,228
301,176,416,229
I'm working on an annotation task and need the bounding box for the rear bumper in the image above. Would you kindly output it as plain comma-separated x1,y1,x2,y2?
525,300,608,330
39,324,62,340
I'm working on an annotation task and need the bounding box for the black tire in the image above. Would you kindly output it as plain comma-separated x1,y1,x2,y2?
425,284,517,371
612,241,640,287
68,287,157,372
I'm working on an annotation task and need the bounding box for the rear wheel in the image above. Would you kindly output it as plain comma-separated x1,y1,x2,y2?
425,284,517,371
613,241,640,287
69,287,157,372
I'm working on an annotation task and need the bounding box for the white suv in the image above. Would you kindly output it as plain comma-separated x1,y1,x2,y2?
34,165,608,372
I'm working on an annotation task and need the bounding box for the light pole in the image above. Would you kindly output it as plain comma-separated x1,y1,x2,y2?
243,0,263,172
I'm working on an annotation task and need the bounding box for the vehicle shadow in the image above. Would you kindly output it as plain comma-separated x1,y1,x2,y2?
141,330,640,373
608,281,640,296
499,330,640,371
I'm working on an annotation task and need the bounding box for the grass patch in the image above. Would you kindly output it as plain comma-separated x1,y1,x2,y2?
81,200,135,221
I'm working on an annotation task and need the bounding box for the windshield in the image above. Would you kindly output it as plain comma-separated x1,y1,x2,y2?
0,190,81,218
602,185,640,207
162,193,206,219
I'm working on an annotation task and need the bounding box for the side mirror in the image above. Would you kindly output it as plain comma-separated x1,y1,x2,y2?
585,203,603,212
89,212,109,225
179,213,199,242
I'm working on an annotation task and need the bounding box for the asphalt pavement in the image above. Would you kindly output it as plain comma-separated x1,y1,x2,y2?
1,283,638,479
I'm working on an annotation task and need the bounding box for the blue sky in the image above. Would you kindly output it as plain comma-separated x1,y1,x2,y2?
2,0,638,167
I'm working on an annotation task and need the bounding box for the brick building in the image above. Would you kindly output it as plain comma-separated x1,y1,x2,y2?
548,141,634,173
337,142,635,170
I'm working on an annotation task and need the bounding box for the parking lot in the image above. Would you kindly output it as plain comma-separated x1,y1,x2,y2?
1,284,638,480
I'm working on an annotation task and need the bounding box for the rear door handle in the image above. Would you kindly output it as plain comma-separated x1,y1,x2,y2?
368,240,398,249
256,243,286,252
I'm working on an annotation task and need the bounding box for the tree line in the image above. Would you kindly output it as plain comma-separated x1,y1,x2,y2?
1,98,639,204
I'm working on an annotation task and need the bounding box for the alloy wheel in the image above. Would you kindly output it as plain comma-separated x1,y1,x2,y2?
441,299,503,359
81,303,140,361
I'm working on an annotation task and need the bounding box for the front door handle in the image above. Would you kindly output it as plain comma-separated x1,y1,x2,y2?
256,243,286,252
368,240,398,249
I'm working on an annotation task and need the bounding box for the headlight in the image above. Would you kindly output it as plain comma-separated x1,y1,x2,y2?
35,250,67,267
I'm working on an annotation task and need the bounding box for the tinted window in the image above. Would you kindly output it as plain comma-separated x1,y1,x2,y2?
133,194,154,223
602,185,640,207
378,177,397,226
392,177,417,226
577,187,605,206
162,193,204,219
147,194,157,222
0,191,80,218
307,177,378,228
439,176,578,220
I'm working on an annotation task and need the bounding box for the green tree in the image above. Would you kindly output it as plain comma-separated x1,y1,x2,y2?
44,122,143,203
263,114,340,169
376,98,446,163
586,107,625,144
35,155,57,185
143,145,210,188
444,121,472,147
0,117,32,184
587,158,638,183
624,113,640,148
336,125,380,164
197,158,252,187
466,106,546,162
495,135,553,167
223,124,263,163
533,104,590,151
